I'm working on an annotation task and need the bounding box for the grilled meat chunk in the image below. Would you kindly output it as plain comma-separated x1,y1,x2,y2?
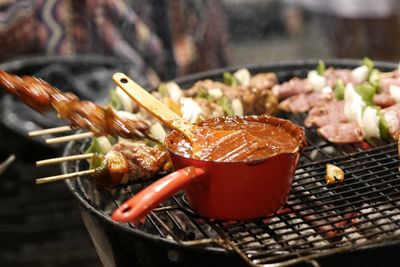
0,71,149,138
279,92,333,114
318,123,363,144
304,101,347,128
185,79,278,116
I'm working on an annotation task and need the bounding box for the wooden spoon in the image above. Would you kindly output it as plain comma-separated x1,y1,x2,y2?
113,73,194,139
112,73,263,160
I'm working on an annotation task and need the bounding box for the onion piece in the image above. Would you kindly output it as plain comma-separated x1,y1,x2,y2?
116,110,142,120
325,164,344,185
165,82,183,104
233,68,251,87
180,97,203,123
362,106,380,139
208,88,223,99
231,99,244,116
344,84,365,127
352,65,369,84
307,70,326,91
149,122,167,143
105,150,129,184
115,87,135,112
96,136,113,154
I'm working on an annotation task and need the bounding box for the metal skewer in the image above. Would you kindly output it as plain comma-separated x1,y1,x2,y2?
29,125,72,137
36,169,96,184
36,153,94,167
46,132,94,144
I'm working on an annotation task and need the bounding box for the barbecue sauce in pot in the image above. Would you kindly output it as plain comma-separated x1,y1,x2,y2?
166,116,304,162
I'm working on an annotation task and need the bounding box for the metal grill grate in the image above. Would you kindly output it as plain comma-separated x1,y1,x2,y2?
214,142,400,266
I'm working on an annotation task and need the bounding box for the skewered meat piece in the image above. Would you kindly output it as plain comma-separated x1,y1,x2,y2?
249,72,277,90
272,78,312,101
380,77,400,94
194,98,225,118
324,68,359,86
318,123,364,144
382,104,400,140
304,101,347,128
95,142,170,188
0,71,57,112
104,108,148,138
0,71,150,138
278,91,333,114
373,93,396,108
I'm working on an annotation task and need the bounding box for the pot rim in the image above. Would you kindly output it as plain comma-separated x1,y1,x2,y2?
164,114,306,164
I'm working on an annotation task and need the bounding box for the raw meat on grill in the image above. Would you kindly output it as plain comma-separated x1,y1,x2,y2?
318,123,364,144
272,78,312,101
278,91,333,114
304,101,347,128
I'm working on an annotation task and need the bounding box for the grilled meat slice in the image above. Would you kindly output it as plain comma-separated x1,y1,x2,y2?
279,91,333,114
382,103,400,140
305,101,347,128
104,108,149,138
373,93,396,108
112,143,169,180
0,71,149,138
318,123,363,144
272,78,312,101
249,72,277,90
324,68,358,87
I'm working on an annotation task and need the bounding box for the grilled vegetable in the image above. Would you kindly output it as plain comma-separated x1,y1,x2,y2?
223,72,239,86
334,79,345,100
355,83,377,106
362,106,380,139
316,60,326,75
378,109,391,140
233,68,251,87
307,70,326,92
325,164,344,185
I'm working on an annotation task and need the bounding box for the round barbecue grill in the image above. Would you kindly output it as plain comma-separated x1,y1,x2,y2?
63,60,400,267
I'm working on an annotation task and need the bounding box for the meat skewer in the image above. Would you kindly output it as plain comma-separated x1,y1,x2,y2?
46,132,94,144
36,169,97,185
0,70,150,139
36,141,171,188
29,125,73,137
36,153,95,167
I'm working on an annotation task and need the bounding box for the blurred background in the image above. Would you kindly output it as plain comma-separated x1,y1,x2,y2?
1,0,400,266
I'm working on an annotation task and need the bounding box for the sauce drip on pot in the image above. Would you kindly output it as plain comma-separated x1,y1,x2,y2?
166,116,303,162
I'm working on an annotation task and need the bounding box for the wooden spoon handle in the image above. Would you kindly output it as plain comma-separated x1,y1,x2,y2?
113,73,192,138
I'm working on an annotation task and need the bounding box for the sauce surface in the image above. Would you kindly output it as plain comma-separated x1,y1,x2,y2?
166,116,304,162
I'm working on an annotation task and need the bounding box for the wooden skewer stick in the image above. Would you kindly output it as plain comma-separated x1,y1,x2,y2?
36,153,95,167
46,132,94,144
36,169,96,185
29,125,72,137
0,154,16,175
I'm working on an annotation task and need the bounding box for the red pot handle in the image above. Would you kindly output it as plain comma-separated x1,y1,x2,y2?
112,166,206,224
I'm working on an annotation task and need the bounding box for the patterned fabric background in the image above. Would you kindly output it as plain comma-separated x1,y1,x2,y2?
0,0,231,82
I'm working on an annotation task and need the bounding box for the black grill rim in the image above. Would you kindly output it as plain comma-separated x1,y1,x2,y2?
63,59,400,265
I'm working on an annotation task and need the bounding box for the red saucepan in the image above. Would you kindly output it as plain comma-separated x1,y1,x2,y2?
112,115,305,223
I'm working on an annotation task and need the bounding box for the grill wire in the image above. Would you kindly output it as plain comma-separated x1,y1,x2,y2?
66,111,400,267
